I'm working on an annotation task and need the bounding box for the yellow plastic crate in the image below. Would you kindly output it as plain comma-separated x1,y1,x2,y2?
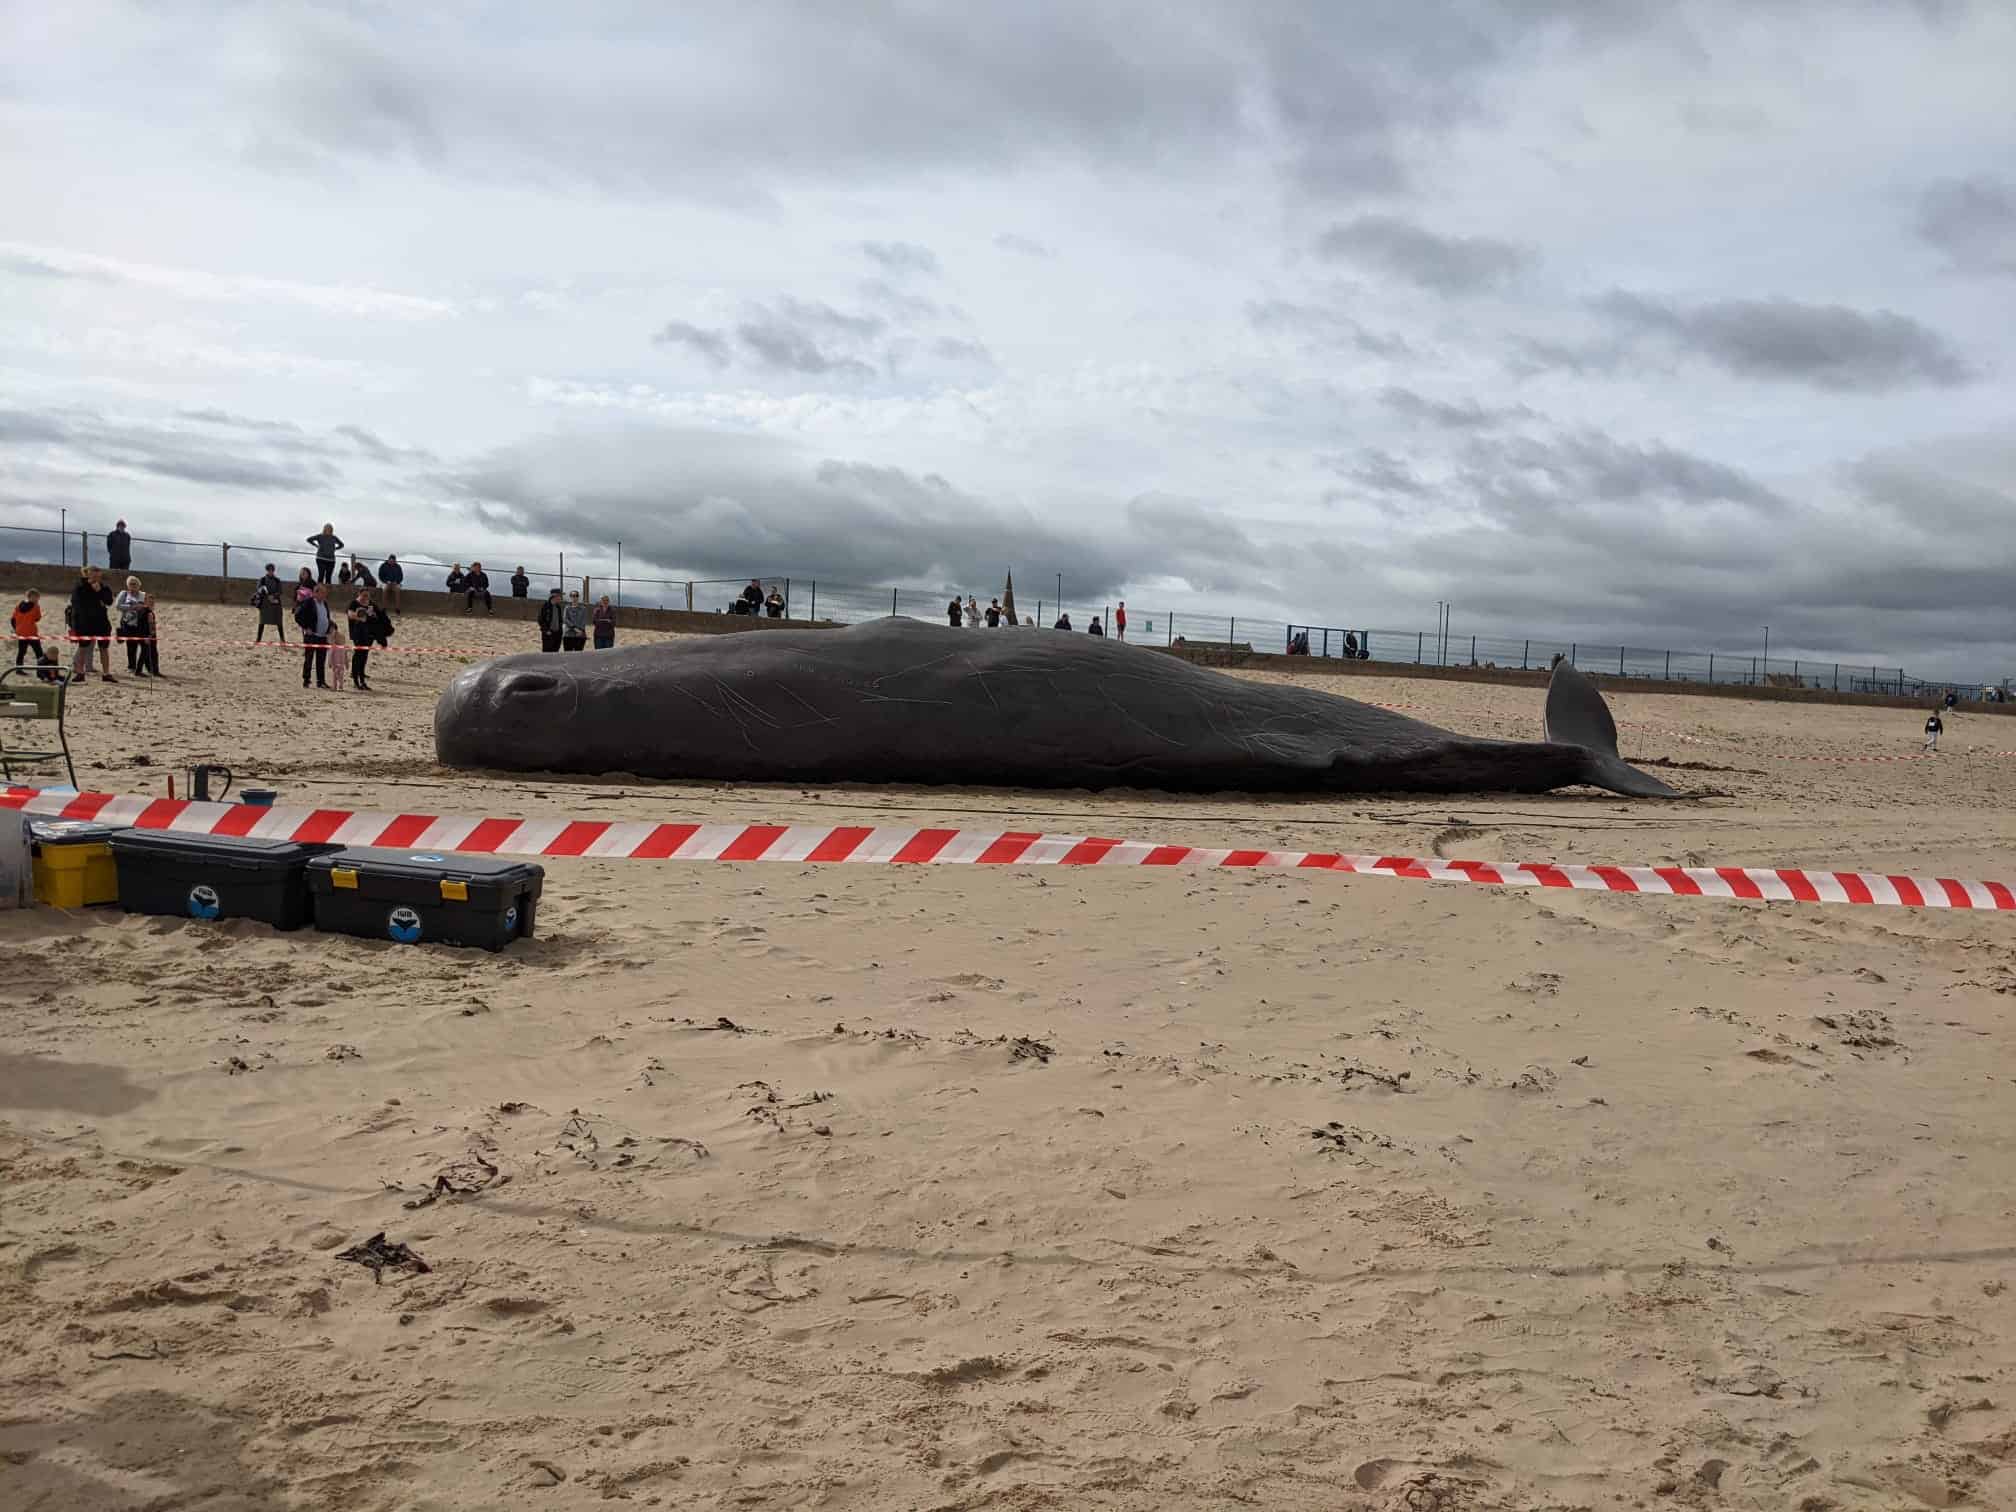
31,823,121,908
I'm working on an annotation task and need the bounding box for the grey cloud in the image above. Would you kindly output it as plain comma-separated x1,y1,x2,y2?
334,424,437,464
0,404,342,493
994,233,1054,258
654,320,733,367
1597,290,1975,390
1325,448,1431,500
1917,175,2016,277
859,279,946,324
176,408,307,434
931,336,995,365
0,250,116,283
1246,299,1413,358
1379,386,1531,429
1315,215,1531,294
736,299,885,378
860,240,940,277
447,425,1262,600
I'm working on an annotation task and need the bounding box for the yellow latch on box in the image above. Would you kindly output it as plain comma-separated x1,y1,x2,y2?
439,879,468,902
332,869,358,889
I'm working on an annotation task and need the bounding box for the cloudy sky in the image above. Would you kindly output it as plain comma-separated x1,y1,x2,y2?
3,1,2013,671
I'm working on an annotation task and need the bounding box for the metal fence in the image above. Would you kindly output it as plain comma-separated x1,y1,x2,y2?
3,517,2001,701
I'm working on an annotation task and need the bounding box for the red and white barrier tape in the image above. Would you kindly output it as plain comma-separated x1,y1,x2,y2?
4,786,2011,912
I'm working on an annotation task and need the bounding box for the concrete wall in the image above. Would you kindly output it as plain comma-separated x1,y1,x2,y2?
0,558,832,637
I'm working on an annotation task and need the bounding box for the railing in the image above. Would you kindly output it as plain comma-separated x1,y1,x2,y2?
2,517,2003,701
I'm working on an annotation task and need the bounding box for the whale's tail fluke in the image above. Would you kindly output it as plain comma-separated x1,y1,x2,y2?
1544,659,1680,798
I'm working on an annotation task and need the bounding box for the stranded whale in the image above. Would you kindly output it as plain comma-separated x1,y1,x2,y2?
434,617,1677,798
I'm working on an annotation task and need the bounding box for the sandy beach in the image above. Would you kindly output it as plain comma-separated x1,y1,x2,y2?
6,603,2016,1511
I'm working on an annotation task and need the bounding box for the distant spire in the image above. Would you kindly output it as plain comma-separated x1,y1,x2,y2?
1002,572,1018,625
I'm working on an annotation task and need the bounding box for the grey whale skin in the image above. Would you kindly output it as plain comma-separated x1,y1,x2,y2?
434,617,1677,798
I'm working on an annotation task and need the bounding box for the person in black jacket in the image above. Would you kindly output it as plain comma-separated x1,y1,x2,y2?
377,554,404,613
510,566,530,598
444,563,466,595
295,584,334,688
307,523,343,583
106,520,132,572
346,589,390,691
537,588,566,653
69,566,116,681
464,562,493,614
253,564,288,642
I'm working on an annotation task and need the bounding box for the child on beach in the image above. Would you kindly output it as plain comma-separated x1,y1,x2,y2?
11,588,40,669
1924,710,1943,752
327,614,349,690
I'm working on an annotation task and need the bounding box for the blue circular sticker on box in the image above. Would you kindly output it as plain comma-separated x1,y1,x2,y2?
503,905,519,935
187,885,221,921
408,854,444,863
387,906,424,944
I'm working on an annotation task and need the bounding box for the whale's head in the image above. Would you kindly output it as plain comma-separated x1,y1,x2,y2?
435,654,597,772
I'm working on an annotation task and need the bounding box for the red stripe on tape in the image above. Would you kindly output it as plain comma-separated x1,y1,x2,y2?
454,818,522,853
1142,845,1192,865
1525,864,1572,889
1939,877,1973,908
1221,849,1270,867
131,798,189,830
975,832,1040,864
62,793,112,821
631,823,699,859
805,826,872,862
1890,875,1925,907
1590,865,1639,893
1654,866,1702,896
890,828,958,864
1061,837,1122,865
718,825,787,862
544,820,611,857
209,803,265,837
372,814,438,848
1778,869,1821,904
1836,871,1874,905
1717,868,1764,900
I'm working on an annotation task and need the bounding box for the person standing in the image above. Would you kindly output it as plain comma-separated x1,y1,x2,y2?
1115,602,1128,642
464,562,493,614
1086,615,1105,637
306,523,344,584
964,595,980,628
562,590,589,651
114,576,147,674
294,567,316,605
253,564,287,643
69,566,116,682
946,595,962,628
138,595,162,677
510,566,530,598
348,589,389,691
537,588,566,653
377,553,404,613
296,584,333,689
1925,710,1943,752
765,586,786,618
592,595,616,649
326,609,349,690
740,579,765,614
11,588,42,668
984,599,1002,628
106,519,132,572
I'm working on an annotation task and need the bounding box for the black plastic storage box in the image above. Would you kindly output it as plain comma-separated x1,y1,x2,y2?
306,848,543,952
106,831,329,930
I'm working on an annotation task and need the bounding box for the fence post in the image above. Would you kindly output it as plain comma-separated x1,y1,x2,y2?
1166,615,1172,646
81,530,89,568
1708,653,1714,682
1570,642,1576,668
1469,634,1476,665
809,581,816,622
1416,631,1422,663
1522,639,1528,670
784,577,791,620
891,587,898,617
220,543,230,601
1618,645,1624,677
1834,663,1839,692
1228,616,1235,651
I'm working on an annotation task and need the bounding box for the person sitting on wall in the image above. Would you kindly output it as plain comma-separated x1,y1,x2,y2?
765,587,786,619
377,554,404,613
510,566,530,598
1288,631,1310,655
1086,616,1105,637
1343,631,1359,658
464,562,494,614
445,563,466,595
1053,612,1072,630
